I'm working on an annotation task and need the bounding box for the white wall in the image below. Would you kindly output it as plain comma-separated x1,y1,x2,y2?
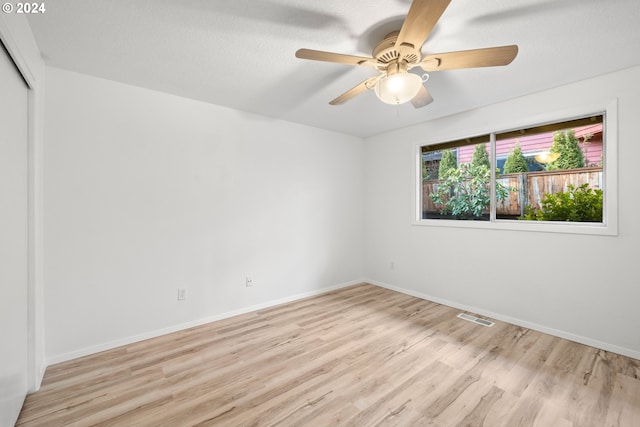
43,68,364,362
364,65,640,359
40,61,640,366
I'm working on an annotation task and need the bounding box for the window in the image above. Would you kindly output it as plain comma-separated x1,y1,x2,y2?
416,109,616,235
420,134,492,220
495,116,603,222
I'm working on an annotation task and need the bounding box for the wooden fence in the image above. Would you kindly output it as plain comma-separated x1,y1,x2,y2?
423,167,603,217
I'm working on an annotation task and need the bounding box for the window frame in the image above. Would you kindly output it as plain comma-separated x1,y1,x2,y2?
413,100,618,236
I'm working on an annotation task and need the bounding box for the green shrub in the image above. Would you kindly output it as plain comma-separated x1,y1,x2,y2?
503,142,529,173
438,149,457,179
521,184,602,222
430,163,510,219
547,130,585,170
471,143,490,169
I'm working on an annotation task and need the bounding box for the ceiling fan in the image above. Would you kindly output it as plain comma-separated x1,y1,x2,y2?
295,0,518,108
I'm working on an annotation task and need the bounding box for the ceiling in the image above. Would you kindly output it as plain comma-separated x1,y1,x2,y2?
26,0,640,138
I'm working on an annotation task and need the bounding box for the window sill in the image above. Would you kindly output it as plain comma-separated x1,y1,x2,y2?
412,218,617,236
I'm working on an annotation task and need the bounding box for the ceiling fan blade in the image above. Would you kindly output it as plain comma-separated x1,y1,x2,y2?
396,0,451,51
411,85,434,108
329,76,381,105
296,48,377,67
420,45,519,71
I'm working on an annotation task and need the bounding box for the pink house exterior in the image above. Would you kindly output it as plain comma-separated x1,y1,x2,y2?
457,124,603,167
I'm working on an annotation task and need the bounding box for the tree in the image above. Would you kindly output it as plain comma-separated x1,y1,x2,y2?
438,149,457,179
471,143,490,169
547,129,584,170
422,158,439,181
503,142,529,173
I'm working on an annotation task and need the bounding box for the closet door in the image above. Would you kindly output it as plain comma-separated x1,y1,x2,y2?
0,41,29,426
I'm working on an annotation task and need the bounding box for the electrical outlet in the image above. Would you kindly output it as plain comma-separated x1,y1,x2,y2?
177,288,186,300
245,276,253,287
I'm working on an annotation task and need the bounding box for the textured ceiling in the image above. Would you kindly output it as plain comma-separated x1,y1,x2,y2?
26,0,640,137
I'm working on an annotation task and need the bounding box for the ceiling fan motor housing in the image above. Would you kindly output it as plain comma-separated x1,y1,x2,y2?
373,31,422,66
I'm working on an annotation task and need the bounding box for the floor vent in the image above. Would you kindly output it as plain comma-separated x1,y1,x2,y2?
457,313,495,327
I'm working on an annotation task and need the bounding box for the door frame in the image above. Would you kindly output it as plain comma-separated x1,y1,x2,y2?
0,15,46,391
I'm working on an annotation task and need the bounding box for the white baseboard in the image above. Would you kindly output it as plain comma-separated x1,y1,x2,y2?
36,361,46,390
45,279,365,366
45,277,639,368
366,278,640,361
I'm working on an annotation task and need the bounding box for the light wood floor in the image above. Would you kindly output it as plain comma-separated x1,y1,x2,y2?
17,283,640,426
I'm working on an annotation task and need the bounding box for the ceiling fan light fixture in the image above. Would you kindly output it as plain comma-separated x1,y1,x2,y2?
374,72,423,105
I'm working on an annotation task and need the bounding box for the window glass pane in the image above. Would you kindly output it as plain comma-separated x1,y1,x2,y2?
496,115,604,222
421,135,492,221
